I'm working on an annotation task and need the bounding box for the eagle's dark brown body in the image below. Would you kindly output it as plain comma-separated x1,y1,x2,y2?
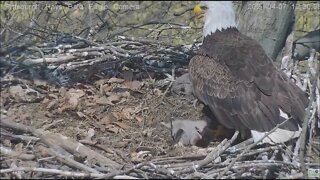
189,28,308,133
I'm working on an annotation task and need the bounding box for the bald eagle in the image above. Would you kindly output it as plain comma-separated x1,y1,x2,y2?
190,1,309,144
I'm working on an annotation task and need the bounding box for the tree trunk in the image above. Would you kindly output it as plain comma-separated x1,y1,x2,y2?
235,1,296,61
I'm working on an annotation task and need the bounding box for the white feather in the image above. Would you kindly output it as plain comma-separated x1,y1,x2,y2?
200,1,237,37
251,109,301,144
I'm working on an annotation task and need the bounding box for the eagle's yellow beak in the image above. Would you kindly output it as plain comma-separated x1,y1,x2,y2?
193,4,204,19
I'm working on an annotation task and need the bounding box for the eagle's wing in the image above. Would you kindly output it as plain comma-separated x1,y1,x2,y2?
189,35,308,132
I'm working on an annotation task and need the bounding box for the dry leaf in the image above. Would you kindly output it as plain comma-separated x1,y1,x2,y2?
108,77,125,83
42,98,50,104
122,107,135,120
117,98,127,104
142,129,153,137
65,89,85,109
3,139,12,147
46,100,57,110
14,143,23,152
105,124,123,134
135,116,144,122
102,84,113,94
106,94,120,104
97,116,112,132
77,111,87,119
118,91,131,98
112,112,125,120
59,87,67,97
112,121,129,130
123,81,143,91
68,96,79,109
98,124,106,132
67,89,85,98
100,116,111,125
38,145,50,157
94,96,110,105
153,88,162,97
115,141,129,148
9,85,43,103
95,96,109,105
94,79,108,87
112,107,137,121
48,94,59,100
94,95,120,105
33,79,47,87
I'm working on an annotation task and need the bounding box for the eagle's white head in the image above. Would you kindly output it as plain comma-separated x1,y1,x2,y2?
194,1,237,37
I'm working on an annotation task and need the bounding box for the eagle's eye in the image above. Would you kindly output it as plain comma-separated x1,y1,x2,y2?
200,6,208,11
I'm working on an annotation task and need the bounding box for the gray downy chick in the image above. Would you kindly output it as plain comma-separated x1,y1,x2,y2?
171,73,194,97
161,119,209,147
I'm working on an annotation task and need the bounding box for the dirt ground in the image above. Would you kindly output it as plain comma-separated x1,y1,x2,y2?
0,72,212,165
1,67,319,179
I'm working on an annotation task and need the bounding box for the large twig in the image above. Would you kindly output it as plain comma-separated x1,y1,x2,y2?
217,117,294,178
208,159,300,178
175,131,239,175
100,162,147,179
0,145,35,161
0,118,121,171
0,167,137,179
0,131,40,142
299,50,319,178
